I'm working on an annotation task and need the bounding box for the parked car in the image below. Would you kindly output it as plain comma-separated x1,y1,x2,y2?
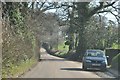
82,49,108,71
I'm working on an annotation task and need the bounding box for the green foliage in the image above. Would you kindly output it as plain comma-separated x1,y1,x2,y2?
9,6,26,35
2,3,40,78
52,42,70,58
83,15,118,50
64,41,70,45
58,42,69,52
51,42,69,58
2,58,37,78
112,43,120,49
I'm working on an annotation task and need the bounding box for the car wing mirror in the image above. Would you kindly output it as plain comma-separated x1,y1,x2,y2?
106,56,109,58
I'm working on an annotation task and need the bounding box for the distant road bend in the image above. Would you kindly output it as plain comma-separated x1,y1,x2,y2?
22,48,115,78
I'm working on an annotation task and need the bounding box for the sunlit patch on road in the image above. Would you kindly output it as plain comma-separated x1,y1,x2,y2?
40,48,46,52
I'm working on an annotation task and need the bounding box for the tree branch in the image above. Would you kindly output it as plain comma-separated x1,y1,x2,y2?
110,11,120,24
97,9,120,24
41,3,56,12
111,5,120,11
89,2,104,17
89,2,116,17
104,2,116,8
39,2,46,10
97,10,111,13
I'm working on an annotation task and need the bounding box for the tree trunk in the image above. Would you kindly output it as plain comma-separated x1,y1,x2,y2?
76,24,87,60
75,3,89,60
68,8,74,51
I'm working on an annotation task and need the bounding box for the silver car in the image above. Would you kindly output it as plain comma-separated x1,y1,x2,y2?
82,50,108,71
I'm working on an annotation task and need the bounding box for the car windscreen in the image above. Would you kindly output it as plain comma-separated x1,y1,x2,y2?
86,50,104,57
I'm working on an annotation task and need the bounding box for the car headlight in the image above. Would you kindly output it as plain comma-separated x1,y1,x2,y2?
102,61,107,64
86,60,91,62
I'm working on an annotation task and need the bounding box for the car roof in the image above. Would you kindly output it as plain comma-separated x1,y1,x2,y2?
86,49,103,52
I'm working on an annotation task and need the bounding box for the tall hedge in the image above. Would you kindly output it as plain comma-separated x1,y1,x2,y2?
2,3,40,77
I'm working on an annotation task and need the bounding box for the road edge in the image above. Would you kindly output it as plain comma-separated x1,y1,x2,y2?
16,60,39,78
107,68,119,78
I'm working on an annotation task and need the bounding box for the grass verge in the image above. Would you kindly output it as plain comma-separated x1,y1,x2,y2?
2,58,37,78
57,43,69,52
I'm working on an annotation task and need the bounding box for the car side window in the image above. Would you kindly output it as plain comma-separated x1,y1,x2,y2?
88,53,92,56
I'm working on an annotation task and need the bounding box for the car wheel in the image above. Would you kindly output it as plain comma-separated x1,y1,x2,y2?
38,59,42,62
82,63,87,70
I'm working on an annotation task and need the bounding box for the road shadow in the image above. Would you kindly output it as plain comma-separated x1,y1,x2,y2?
60,67,100,72
60,68,82,71
41,58,67,62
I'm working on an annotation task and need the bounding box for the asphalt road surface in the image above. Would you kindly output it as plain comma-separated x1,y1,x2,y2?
22,48,115,78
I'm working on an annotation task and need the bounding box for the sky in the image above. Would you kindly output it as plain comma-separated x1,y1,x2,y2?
100,11,118,23
45,9,118,23
44,1,119,24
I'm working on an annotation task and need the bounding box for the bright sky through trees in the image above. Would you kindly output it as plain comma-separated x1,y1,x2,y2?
45,9,118,23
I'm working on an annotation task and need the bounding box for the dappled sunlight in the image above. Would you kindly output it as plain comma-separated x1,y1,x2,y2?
2,1,119,78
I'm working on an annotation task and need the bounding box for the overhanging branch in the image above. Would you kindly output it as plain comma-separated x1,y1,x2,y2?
97,10,111,13
89,2,116,17
110,11,120,24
